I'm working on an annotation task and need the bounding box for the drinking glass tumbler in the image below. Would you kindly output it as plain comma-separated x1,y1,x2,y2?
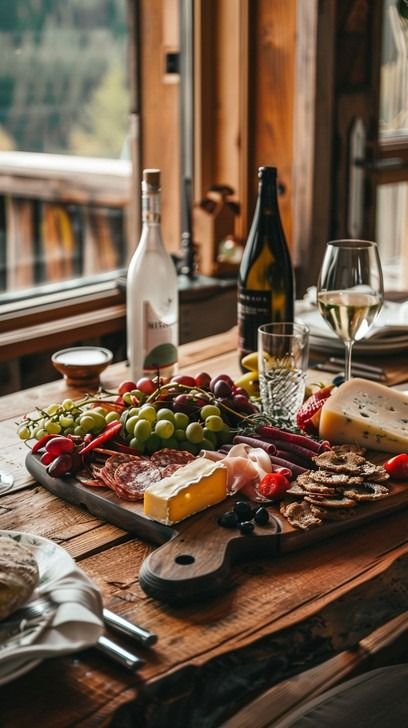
257,322,310,424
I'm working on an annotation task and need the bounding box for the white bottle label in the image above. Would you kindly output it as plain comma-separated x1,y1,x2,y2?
143,301,178,372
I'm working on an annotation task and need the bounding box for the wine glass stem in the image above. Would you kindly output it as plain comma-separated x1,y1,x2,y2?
344,340,354,381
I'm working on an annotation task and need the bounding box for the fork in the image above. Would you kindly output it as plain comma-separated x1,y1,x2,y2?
6,598,145,671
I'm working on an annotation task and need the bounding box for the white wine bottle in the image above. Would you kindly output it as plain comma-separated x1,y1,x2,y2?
127,169,178,380
238,166,295,362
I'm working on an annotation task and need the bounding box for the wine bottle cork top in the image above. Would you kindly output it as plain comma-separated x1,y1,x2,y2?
143,169,161,189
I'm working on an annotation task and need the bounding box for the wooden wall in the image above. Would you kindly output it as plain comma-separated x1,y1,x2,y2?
194,0,297,253
139,0,181,253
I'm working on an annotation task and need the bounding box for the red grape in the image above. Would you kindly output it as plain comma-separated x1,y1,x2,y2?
194,372,211,389
233,397,257,414
173,394,196,415
213,380,232,398
118,380,137,395
171,375,197,387
233,387,248,398
136,377,157,395
210,374,234,392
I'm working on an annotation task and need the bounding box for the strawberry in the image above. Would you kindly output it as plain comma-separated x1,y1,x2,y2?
296,385,334,434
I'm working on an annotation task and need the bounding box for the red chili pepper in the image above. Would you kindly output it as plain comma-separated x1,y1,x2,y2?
78,422,122,456
258,472,291,499
31,433,61,454
384,453,408,480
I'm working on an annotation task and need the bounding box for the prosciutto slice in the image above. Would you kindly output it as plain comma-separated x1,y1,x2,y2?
201,443,292,501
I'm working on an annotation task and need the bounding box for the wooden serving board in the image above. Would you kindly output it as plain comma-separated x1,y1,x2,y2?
26,452,408,604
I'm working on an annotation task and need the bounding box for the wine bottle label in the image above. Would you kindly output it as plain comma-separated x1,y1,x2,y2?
143,301,178,372
237,288,272,355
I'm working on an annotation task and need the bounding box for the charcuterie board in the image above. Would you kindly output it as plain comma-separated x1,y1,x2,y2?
26,451,408,604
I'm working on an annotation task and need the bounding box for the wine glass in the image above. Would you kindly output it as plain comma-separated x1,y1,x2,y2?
317,240,384,381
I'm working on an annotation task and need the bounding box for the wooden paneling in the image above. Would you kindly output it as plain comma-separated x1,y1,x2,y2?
139,0,181,253
251,0,297,251
194,0,250,241
194,0,296,260
331,0,383,240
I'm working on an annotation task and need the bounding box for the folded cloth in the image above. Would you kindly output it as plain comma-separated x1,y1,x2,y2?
0,531,103,671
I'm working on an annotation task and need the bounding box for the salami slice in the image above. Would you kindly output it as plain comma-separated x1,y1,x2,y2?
102,453,141,487
112,460,162,501
150,448,194,469
76,470,106,488
160,463,184,478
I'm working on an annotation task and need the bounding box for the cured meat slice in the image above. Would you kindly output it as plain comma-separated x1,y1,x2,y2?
101,453,142,489
150,448,195,469
160,463,184,478
112,460,162,501
76,467,106,488
76,474,107,487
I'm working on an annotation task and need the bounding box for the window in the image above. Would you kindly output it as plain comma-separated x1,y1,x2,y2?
0,0,131,300
377,0,408,288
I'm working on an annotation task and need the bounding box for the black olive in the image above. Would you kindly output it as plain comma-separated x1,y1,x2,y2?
233,500,253,522
239,520,255,535
253,507,269,526
218,511,239,529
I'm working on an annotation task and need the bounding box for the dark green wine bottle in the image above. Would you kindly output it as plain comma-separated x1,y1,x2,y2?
237,166,295,363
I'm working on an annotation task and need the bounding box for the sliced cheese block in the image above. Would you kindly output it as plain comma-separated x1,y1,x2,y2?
144,457,227,525
319,378,408,453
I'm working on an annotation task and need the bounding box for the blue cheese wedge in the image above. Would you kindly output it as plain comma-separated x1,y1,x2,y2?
143,457,227,525
319,378,408,453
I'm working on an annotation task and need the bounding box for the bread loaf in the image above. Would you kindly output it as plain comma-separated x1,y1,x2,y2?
0,536,39,621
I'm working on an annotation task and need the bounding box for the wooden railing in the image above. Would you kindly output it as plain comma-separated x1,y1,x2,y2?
0,151,131,295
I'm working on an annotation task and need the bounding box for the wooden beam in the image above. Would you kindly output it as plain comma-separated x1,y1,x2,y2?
193,0,250,238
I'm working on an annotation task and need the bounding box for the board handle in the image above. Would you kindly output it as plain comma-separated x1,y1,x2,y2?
139,512,281,604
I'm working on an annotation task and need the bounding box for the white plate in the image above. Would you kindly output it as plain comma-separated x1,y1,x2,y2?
0,658,42,686
296,301,408,355
308,333,408,355
0,530,103,685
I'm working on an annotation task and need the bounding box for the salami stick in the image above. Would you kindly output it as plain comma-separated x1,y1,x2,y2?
276,450,313,470
271,439,318,462
256,424,330,454
269,455,307,478
233,435,277,455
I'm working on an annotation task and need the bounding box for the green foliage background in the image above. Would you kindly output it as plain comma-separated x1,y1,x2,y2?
0,0,129,157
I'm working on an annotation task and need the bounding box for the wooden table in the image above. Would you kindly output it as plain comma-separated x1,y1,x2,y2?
1,329,407,728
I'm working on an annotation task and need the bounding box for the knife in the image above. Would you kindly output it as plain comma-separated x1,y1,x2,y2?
103,608,158,647
314,362,386,382
96,634,145,670
328,357,385,375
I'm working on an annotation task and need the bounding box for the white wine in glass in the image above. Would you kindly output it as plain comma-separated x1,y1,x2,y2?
317,240,384,381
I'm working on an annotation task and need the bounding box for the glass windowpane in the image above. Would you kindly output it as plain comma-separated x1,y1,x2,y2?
376,182,408,288
380,0,408,139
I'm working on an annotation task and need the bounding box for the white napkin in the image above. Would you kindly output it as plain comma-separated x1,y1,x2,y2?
0,547,103,670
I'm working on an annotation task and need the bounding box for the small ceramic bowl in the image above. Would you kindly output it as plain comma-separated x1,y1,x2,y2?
51,346,113,388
